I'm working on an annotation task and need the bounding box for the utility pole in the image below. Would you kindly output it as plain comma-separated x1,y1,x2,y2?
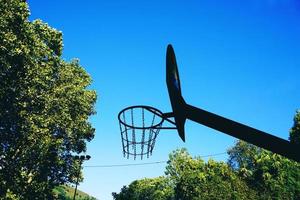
73,155,91,200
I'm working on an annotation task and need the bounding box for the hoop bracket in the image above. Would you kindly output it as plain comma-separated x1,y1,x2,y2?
142,107,177,129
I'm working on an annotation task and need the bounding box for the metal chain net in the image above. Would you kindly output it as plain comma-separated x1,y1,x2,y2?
119,106,162,159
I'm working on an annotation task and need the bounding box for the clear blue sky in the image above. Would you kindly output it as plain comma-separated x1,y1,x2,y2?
28,0,300,199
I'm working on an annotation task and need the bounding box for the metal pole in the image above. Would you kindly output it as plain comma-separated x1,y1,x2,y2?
185,103,300,162
73,161,81,200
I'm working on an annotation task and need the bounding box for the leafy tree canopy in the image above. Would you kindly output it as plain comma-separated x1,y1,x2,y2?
112,177,174,200
228,140,300,199
166,149,257,200
0,0,96,199
53,185,96,200
290,110,300,145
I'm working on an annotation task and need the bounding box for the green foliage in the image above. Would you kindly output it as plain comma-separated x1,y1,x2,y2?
228,140,300,199
114,142,299,200
290,110,300,145
166,149,257,200
113,149,257,200
112,177,174,200
227,110,300,199
53,185,96,200
0,0,96,199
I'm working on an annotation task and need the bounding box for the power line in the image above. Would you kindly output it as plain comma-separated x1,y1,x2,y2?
83,152,227,168
84,161,166,168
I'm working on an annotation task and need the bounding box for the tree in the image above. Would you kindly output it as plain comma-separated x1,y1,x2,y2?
165,149,257,200
53,185,96,200
113,148,257,200
112,177,174,200
290,110,300,145
228,140,300,199
114,145,299,199
228,110,300,199
0,0,96,199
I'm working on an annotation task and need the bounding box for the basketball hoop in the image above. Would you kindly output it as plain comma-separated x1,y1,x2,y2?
117,44,300,163
118,105,176,159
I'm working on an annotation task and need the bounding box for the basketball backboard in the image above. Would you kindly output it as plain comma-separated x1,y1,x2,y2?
166,44,186,142
118,44,300,162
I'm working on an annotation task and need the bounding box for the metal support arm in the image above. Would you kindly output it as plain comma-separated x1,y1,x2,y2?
185,104,300,162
